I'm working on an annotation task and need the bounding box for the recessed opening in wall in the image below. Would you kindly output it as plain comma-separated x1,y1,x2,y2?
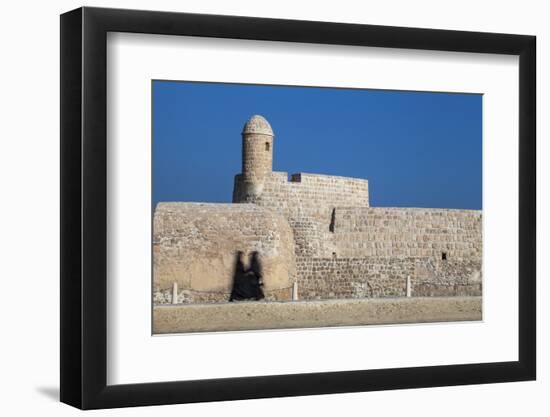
265,142,270,151
329,208,336,232
442,252,448,260
290,173,302,183
332,252,337,259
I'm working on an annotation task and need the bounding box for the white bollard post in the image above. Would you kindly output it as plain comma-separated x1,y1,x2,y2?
406,276,412,298
172,282,178,304
292,281,299,301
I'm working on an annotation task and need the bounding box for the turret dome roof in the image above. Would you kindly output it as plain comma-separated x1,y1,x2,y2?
242,115,274,136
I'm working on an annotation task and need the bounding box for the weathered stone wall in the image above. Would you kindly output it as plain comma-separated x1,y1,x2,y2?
331,207,482,259
153,203,296,300
234,171,369,214
240,132,273,197
242,132,273,183
292,207,482,301
234,176,481,261
153,116,483,306
296,257,482,300
240,114,274,198
155,191,482,304
234,172,370,257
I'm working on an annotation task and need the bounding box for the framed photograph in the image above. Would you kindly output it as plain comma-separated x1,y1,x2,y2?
60,6,536,409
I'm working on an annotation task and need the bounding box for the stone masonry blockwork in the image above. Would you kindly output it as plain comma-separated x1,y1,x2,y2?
153,115,482,304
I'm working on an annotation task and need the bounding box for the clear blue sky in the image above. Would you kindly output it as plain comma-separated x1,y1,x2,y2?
152,81,482,210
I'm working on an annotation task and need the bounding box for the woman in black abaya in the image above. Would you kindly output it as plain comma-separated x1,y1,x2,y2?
249,251,265,301
229,251,248,301
229,251,265,301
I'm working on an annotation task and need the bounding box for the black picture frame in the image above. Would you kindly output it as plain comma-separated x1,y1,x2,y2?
60,6,536,410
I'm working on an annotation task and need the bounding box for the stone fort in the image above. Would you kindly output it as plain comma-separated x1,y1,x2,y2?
153,115,482,304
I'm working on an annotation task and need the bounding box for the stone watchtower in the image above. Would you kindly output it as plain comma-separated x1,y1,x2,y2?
240,115,274,198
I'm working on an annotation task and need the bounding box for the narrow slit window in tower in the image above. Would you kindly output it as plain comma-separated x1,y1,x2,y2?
442,252,448,261
265,142,270,151
329,208,336,232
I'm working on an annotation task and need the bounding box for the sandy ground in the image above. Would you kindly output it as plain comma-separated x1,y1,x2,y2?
153,296,482,334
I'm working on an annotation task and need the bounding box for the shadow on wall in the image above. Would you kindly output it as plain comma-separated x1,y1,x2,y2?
229,251,265,302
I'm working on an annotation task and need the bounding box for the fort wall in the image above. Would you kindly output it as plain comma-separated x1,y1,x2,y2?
234,172,369,215
153,115,483,306
296,257,482,300
234,172,370,257
292,207,482,301
331,207,482,259
153,203,296,303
